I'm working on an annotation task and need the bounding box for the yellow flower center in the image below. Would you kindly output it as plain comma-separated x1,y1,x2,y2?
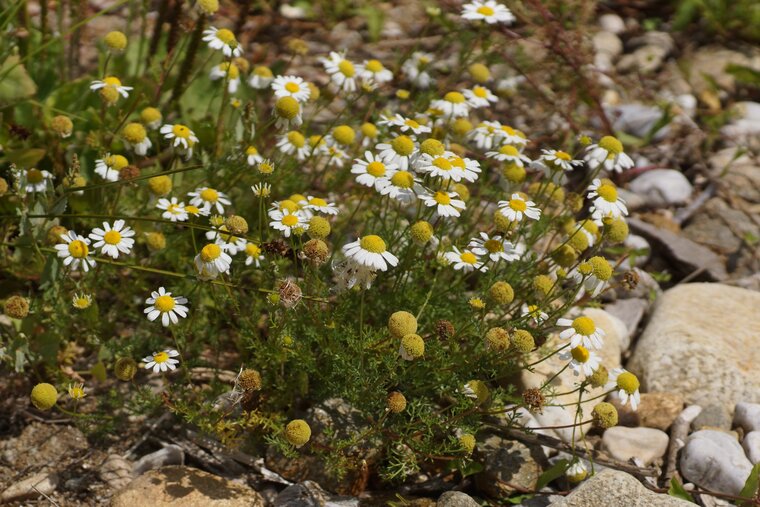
222,63,239,78
73,297,90,309
578,262,593,276
473,86,488,98
254,66,273,78
245,243,261,256
433,192,451,205
69,385,86,399
103,230,122,245
509,198,527,212
172,124,191,139
215,28,237,46
309,197,328,207
572,316,596,336
68,240,88,259
366,161,386,177
598,135,623,155
287,131,306,147
201,243,222,262
200,188,219,202
338,59,355,77
597,183,618,202
390,171,414,188
279,199,299,213
404,119,420,129
617,372,640,394
432,157,452,171
246,146,258,156
499,145,519,156
155,295,176,312
123,123,147,142
444,91,465,104
484,239,502,253
366,59,384,73
185,205,200,215
281,214,299,227
571,346,590,363
556,151,572,161
477,5,495,15
27,169,43,183
285,81,300,93
360,235,386,253
258,162,274,174
153,351,170,363
391,135,415,156
103,76,122,87
460,252,477,264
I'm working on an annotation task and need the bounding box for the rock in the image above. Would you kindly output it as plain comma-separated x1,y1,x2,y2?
599,14,625,34
0,471,58,503
734,402,760,432
629,284,760,424
273,481,359,506
593,31,623,58
604,298,648,342
687,46,760,94
617,45,669,74
627,219,728,281
692,404,734,431
608,104,670,140
743,432,760,464
549,469,691,506
628,170,693,207
616,188,647,212
436,491,480,507
622,235,651,268
110,466,265,507
680,430,753,496
0,422,88,470
601,427,669,465
100,454,134,491
474,435,546,498
637,393,684,431
133,445,185,476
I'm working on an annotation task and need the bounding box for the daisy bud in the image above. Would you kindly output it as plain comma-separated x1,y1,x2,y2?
114,357,138,381
386,391,407,413
31,383,58,410
140,107,162,128
451,118,473,136
361,122,378,139
420,138,445,157
238,369,262,391
209,215,225,227
145,232,166,251
284,419,311,448
511,329,535,353
275,96,300,120
435,319,455,340
468,63,491,83
566,192,584,213
522,387,545,412
46,225,68,245
493,209,512,233
459,433,476,454
533,275,554,298
4,295,30,319
567,230,589,253
396,89,410,100
604,218,629,244
501,163,526,184
307,82,320,102
452,183,470,202
307,216,331,239
0,177,7,196
592,402,618,429
466,380,490,405
332,125,355,146
410,221,434,245
64,174,87,191
588,364,609,388
103,31,127,52
99,85,120,105
552,244,578,268
278,279,302,309
123,122,148,146
588,256,612,281
286,38,309,55
147,175,172,196
399,334,425,360
488,281,514,305
566,462,588,483
225,215,249,235
388,311,417,339
485,327,510,352
50,115,73,138
302,239,329,265
197,0,219,14
468,297,485,310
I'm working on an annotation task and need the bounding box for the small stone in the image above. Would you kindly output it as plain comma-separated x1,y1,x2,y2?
609,104,670,140
680,430,753,496
132,445,185,476
273,481,358,507
628,170,693,207
603,298,648,344
602,427,669,465
1,472,58,503
474,435,546,498
692,404,734,431
593,31,623,58
617,45,668,74
638,393,684,431
100,454,134,491
743,432,760,464
550,469,692,506
599,14,625,34
437,491,480,507
734,402,760,432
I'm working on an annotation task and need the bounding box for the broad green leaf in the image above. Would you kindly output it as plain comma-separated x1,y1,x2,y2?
536,459,570,490
668,477,695,503
0,56,37,103
739,463,760,506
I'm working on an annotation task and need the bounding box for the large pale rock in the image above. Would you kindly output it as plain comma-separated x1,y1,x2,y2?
680,430,753,496
474,435,546,498
628,169,693,207
273,481,358,507
734,402,760,433
110,466,265,507
743,432,760,464
686,46,760,93
628,284,760,422
436,491,480,507
549,469,691,506
601,427,669,465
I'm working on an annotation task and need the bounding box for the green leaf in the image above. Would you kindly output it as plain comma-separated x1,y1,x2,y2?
726,64,760,87
536,459,570,490
738,463,760,506
0,55,38,104
359,6,385,42
668,477,695,503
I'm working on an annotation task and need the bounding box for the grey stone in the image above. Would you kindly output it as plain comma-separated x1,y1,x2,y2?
475,435,546,498
692,404,733,431
549,469,692,506
743,432,760,464
132,445,185,476
686,46,760,93
601,427,669,465
437,491,480,507
599,14,625,34
628,169,693,207
1,472,58,503
617,45,669,74
616,188,647,211
273,481,359,507
629,284,760,424
593,31,622,58
604,298,648,341
680,430,753,496
609,104,669,140
734,402,760,433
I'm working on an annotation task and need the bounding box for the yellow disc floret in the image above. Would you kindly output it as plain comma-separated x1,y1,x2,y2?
388,311,417,338
284,419,311,447
31,383,58,410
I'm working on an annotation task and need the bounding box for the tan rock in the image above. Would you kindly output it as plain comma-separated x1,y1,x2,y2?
611,392,684,430
1,472,58,503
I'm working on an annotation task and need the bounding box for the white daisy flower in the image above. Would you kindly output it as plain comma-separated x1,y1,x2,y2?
444,246,486,272
587,178,627,220
251,182,272,197
359,59,393,86
22,168,53,193
194,243,233,278
187,187,231,215
557,315,605,350
89,76,133,98
342,235,398,272
54,231,96,272
321,51,359,93
72,292,92,310
541,149,583,172
249,66,274,89
461,0,516,25
379,114,431,136
376,135,417,171
156,197,189,222
332,260,377,291
402,52,435,89
244,243,265,267
245,146,263,166
88,220,135,259
351,151,397,190
432,92,470,118
122,123,153,155
271,75,311,102
605,368,641,410
144,287,189,327
585,136,634,173
209,62,241,93
468,232,522,263
469,121,503,150
304,196,338,215
463,85,498,108
486,144,531,166
566,461,588,483
276,131,310,160
560,345,602,377
95,154,129,182
415,152,465,181
521,303,548,324
495,125,529,147
421,190,466,218
143,349,180,373
269,209,307,238
205,226,247,255
451,155,482,183
378,170,421,204
202,26,243,57
497,194,541,222
160,124,199,158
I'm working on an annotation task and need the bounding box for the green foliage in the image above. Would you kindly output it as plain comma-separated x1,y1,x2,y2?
672,0,760,42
